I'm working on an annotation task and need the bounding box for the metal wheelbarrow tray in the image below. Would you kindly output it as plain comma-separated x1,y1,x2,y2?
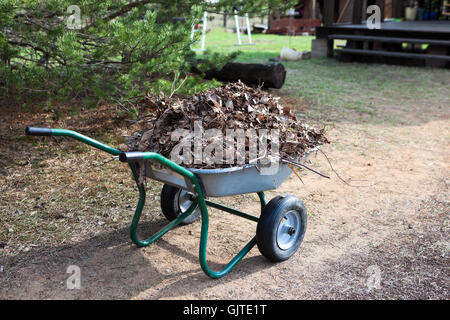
144,149,316,197
26,127,316,279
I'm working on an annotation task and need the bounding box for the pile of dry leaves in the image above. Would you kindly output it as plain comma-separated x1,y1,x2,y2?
126,81,328,169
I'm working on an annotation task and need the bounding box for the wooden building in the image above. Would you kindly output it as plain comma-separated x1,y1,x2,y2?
313,0,450,67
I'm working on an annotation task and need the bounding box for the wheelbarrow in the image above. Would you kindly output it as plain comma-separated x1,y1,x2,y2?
25,126,314,279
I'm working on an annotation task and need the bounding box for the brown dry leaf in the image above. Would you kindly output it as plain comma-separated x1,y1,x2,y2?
126,81,329,169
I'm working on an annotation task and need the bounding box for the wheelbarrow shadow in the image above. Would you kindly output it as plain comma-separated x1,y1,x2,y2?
1,219,274,299
143,237,274,300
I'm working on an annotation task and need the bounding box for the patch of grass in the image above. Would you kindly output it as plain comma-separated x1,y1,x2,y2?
281,58,450,122
199,29,313,63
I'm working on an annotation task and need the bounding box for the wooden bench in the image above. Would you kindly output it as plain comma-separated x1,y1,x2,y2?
328,34,450,61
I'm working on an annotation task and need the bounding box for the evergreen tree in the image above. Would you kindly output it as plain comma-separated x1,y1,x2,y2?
0,0,295,104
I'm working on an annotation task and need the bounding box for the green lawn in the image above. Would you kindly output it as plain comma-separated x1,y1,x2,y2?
199,28,314,63
282,58,450,119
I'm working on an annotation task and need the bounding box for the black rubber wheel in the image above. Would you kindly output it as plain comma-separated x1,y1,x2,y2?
256,195,307,262
160,184,201,225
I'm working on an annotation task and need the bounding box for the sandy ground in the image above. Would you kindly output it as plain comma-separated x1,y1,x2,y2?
1,87,449,300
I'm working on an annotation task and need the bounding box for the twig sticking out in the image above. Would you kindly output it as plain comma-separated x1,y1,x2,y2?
318,149,379,188
98,156,119,167
281,158,330,179
287,163,304,184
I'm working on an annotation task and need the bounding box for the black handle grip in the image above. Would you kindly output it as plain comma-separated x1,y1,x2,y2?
25,126,53,136
119,152,145,163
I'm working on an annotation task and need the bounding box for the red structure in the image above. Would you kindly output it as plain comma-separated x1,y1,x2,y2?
267,0,322,35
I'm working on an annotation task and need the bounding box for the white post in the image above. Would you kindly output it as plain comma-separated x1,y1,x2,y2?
190,24,195,41
190,11,207,51
245,13,252,44
234,11,241,45
200,11,207,51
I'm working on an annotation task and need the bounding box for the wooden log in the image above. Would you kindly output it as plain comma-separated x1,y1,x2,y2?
192,61,287,89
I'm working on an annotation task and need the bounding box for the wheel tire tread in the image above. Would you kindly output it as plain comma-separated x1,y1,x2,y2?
160,184,200,225
256,195,307,262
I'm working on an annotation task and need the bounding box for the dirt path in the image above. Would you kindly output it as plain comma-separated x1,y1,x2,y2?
1,87,449,300
129,117,449,300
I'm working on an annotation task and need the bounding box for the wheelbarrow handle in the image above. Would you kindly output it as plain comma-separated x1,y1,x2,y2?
25,126,121,156
119,151,198,182
119,152,146,163
25,126,53,136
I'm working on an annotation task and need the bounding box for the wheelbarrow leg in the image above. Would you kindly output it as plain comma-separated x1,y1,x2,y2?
120,153,268,278
128,163,197,247
257,191,267,211
198,191,267,279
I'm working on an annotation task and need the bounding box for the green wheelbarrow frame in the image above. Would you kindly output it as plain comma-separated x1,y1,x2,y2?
26,127,266,279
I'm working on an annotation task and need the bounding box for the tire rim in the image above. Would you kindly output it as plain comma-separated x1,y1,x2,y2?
175,189,194,213
276,210,301,250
